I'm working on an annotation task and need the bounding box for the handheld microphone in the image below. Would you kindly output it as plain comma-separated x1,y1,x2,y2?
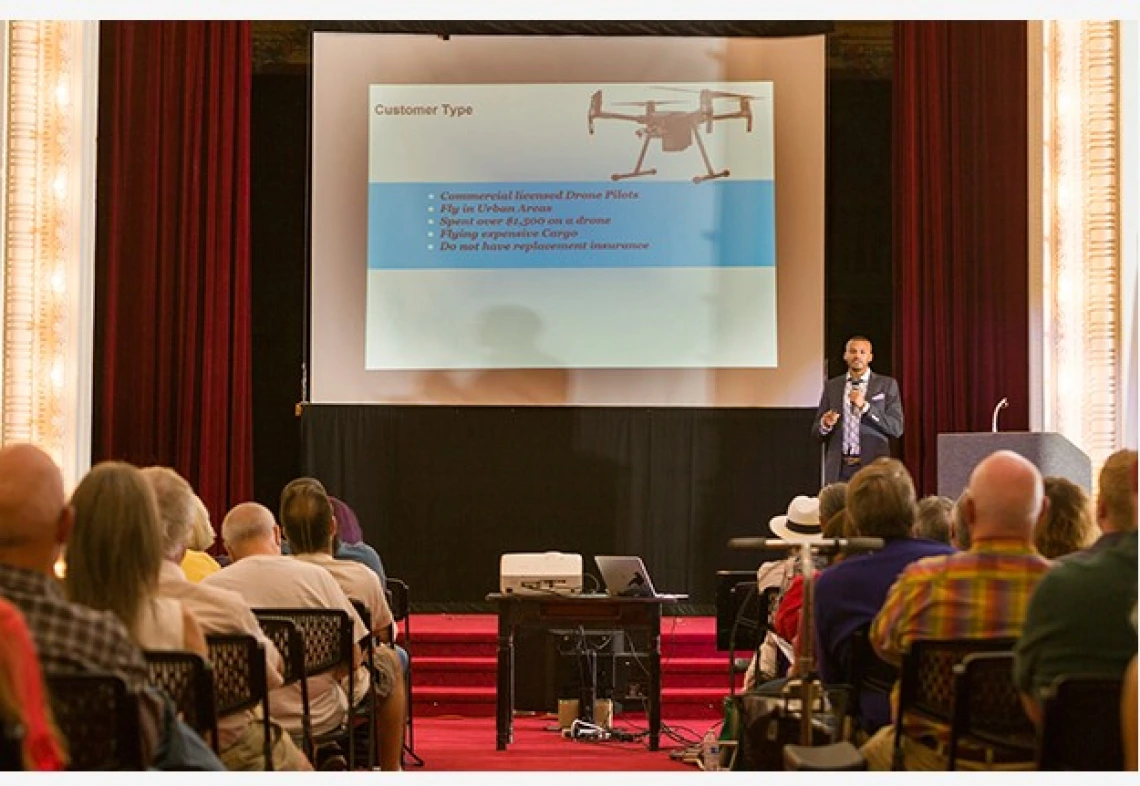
991,397,1009,433
727,536,885,555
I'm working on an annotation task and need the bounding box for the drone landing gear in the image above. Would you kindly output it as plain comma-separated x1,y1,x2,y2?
611,132,658,181
691,126,729,184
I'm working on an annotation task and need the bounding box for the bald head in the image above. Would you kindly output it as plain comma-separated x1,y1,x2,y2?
0,444,71,571
221,502,279,560
964,450,1045,542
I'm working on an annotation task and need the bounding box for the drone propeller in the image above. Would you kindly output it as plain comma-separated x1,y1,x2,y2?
704,89,759,100
650,85,758,100
611,99,688,107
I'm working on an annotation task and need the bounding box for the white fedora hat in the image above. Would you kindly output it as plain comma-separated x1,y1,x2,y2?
769,495,823,542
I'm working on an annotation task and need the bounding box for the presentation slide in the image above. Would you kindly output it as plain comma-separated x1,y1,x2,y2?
365,82,776,371
310,33,825,407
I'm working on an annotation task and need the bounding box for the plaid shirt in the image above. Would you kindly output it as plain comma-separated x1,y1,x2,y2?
870,539,1052,742
0,562,150,693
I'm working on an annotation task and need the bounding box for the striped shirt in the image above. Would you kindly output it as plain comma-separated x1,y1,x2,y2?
870,539,1052,742
0,563,152,691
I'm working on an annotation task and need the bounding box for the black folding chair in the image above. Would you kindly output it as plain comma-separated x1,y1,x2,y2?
949,652,1035,769
387,577,423,767
46,673,144,770
1037,674,1125,770
891,637,1016,770
726,583,780,694
350,599,378,770
843,623,898,738
206,634,273,769
254,609,354,768
144,651,218,752
255,616,309,756
0,718,23,770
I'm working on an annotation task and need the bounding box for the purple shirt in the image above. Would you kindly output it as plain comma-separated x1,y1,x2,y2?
813,537,956,730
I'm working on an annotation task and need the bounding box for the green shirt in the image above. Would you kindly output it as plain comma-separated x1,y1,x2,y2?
1014,531,1138,697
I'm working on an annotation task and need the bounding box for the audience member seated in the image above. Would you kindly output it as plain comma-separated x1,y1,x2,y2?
66,461,207,657
912,495,953,545
204,502,369,761
742,494,823,690
281,496,387,583
814,460,955,736
862,450,1052,770
818,482,849,528
1069,449,1138,560
768,483,849,658
180,492,222,583
279,478,406,771
1035,476,1096,558
1013,529,1137,725
949,491,971,550
771,509,852,669
329,497,387,584
141,467,310,771
1124,652,1138,771
0,444,222,770
0,597,65,770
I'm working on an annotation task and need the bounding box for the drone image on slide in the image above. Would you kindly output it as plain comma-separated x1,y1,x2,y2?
587,87,756,184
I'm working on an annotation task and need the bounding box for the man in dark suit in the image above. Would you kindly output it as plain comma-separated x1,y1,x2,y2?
812,336,904,482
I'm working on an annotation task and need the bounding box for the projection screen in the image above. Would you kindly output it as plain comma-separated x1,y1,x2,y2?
310,32,825,406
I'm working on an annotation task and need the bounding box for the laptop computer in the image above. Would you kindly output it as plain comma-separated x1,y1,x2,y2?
594,556,685,600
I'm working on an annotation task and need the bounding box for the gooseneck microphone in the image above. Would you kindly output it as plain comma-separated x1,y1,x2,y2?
991,397,1009,433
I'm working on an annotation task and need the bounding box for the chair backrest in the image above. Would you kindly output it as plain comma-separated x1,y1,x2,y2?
891,637,1016,769
205,635,268,717
255,616,306,685
386,579,409,624
253,608,352,678
0,717,23,771
845,623,899,730
898,637,1017,724
206,634,273,769
45,673,144,770
950,652,1035,765
144,651,218,741
350,599,373,641
1038,674,1125,770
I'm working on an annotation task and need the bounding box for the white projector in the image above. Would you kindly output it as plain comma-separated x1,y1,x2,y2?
499,552,583,595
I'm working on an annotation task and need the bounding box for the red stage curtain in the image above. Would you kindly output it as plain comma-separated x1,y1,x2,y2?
893,22,1029,494
94,22,252,527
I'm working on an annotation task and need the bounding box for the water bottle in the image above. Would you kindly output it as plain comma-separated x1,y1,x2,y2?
700,729,721,771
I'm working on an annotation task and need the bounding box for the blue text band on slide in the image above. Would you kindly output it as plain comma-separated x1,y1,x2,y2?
368,180,775,271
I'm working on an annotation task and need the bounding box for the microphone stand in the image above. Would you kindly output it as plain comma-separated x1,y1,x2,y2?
991,397,1009,433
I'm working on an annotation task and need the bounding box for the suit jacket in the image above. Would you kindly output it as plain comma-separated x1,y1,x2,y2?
811,371,904,483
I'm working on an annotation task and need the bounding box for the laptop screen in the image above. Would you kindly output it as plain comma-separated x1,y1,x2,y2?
595,555,657,598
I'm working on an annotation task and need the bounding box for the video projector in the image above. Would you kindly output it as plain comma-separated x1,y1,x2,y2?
499,552,583,596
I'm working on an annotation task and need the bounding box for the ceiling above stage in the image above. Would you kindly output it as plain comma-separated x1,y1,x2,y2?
250,21,894,80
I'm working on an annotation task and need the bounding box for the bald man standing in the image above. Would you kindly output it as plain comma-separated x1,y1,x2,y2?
861,450,1053,770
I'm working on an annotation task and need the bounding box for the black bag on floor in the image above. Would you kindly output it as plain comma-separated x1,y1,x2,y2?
729,688,838,770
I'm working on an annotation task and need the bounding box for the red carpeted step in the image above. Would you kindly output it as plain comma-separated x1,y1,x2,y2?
414,686,729,719
410,614,735,720
416,685,497,717
415,655,497,687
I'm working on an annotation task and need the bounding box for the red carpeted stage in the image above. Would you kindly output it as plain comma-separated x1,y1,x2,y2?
406,613,736,770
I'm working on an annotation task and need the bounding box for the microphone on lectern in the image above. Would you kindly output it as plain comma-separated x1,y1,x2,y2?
991,397,1009,433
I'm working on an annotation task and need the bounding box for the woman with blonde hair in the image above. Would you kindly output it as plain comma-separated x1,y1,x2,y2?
65,461,206,655
1036,476,1097,559
180,492,222,582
